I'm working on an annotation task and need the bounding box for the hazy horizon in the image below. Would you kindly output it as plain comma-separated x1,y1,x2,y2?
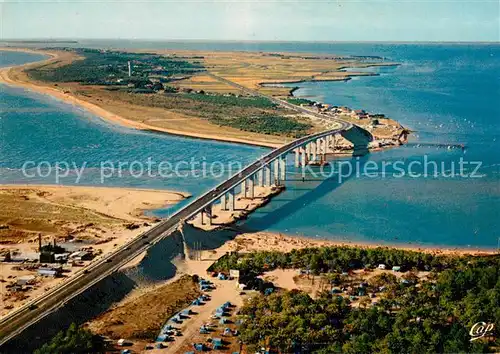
3,1,499,43
2,38,499,44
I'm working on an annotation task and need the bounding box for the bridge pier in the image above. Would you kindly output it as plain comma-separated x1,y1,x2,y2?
257,169,263,186
311,141,317,162
228,188,235,211
206,204,212,225
220,193,227,211
280,156,286,181
300,146,307,168
241,179,247,197
247,176,255,199
264,164,271,186
273,159,280,186
200,204,212,226
326,134,334,153
294,148,300,168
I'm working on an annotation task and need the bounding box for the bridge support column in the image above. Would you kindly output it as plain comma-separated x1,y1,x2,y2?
320,138,326,159
265,164,273,187
273,159,280,186
331,134,337,153
257,169,263,186
206,204,212,225
220,193,227,211
228,188,235,211
326,135,333,153
311,141,317,162
248,176,255,199
264,164,271,186
241,179,247,197
294,148,300,168
300,146,307,168
280,156,286,181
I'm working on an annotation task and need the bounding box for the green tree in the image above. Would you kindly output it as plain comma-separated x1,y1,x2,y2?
34,323,104,354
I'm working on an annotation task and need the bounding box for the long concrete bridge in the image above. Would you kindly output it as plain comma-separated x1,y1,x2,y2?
0,98,371,348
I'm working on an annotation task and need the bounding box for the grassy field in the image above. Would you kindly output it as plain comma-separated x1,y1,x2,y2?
86,275,201,340
68,85,314,138
27,48,204,84
17,48,318,142
286,97,315,106
211,114,312,138
183,92,276,108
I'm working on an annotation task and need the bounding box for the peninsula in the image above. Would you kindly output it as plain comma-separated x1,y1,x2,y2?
0,47,406,150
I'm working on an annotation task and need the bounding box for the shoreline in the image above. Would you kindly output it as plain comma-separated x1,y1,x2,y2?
0,47,404,150
259,62,401,95
224,230,498,257
0,47,281,149
0,183,191,199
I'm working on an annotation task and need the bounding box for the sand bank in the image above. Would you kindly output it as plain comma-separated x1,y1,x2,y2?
188,185,284,231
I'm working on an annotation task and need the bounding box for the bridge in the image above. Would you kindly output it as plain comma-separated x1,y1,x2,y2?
0,89,371,347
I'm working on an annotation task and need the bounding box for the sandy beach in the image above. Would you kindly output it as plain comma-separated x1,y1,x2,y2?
211,231,498,257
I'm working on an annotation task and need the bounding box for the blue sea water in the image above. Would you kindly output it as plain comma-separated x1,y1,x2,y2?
1,44,499,249
241,44,500,249
0,51,48,67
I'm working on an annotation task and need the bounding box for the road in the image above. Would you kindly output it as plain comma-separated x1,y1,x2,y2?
205,72,335,122
0,77,353,347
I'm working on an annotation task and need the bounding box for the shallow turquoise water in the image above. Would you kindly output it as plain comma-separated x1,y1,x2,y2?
1,46,499,249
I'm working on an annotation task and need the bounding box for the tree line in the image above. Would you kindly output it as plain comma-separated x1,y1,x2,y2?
233,248,499,353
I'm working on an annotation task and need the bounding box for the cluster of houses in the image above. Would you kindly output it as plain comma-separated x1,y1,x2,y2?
1,241,99,305
2,244,95,267
296,99,387,127
323,105,383,124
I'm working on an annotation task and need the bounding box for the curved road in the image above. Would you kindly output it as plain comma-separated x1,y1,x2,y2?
0,85,353,347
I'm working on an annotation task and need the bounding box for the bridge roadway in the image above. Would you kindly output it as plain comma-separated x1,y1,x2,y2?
0,95,353,348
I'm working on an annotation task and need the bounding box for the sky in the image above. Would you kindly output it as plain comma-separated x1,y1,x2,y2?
2,0,499,42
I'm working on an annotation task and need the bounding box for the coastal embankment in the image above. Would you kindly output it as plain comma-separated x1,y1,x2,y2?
188,185,285,231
